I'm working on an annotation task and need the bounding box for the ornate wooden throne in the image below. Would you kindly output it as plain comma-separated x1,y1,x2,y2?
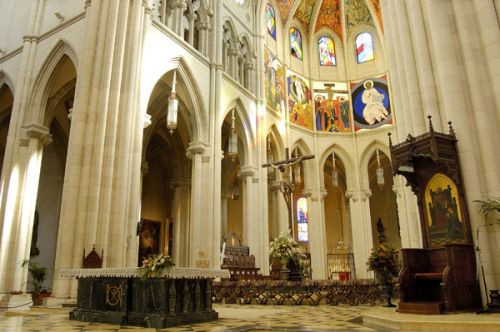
389,116,481,314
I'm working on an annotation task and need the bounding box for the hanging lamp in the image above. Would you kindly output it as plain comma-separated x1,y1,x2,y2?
231,179,240,200
228,109,238,160
376,149,384,189
166,70,179,134
332,152,339,187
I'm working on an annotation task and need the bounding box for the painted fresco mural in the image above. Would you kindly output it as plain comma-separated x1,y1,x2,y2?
350,75,391,130
264,48,286,115
313,81,351,132
315,0,342,37
345,0,374,36
425,173,465,247
276,0,293,23
288,72,314,130
294,0,316,33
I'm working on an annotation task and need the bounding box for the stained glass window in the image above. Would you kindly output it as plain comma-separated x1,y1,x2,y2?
289,27,303,60
319,36,336,66
297,197,308,242
266,3,276,39
356,32,374,63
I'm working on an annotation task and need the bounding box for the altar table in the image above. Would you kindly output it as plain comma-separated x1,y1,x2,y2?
60,267,230,328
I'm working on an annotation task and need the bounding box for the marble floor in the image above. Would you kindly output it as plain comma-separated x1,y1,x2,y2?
2,304,499,331
0,304,375,332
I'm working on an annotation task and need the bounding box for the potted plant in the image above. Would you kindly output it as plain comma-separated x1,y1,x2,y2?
367,243,399,307
139,252,174,280
21,260,47,306
269,230,307,280
474,198,500,313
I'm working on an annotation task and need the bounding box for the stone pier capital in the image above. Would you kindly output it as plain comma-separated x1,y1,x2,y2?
22,123,52,145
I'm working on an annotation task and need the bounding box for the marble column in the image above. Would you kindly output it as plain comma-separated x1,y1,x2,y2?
346,190,374,279
304,189,327,280
0,125,51,292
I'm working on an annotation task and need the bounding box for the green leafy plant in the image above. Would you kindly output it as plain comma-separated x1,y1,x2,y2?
139,253,174,280
21,260,46,306
367,244,399,285
474,198,500,222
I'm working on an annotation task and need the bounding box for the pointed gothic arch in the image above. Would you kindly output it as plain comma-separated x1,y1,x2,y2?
318,144,355,191
26,39,78,126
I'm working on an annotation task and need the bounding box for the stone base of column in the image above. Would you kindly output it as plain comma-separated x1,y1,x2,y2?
0,293,32,310
43,296,76,307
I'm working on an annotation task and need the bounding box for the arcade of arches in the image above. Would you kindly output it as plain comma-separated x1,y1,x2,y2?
0,0,499,309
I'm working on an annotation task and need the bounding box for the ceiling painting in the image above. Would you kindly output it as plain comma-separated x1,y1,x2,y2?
276,0,294,23
314,0,342,38
293,0,317,33
345,0,374,36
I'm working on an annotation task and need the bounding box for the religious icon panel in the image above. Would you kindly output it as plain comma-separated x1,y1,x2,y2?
425,173,466,247
350,75,392,130
287,71,313,130
312,81,351,132
264,48,286,115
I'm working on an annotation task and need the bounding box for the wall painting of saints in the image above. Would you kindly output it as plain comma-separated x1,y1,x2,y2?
350,75,391,131
287,72,313,130
264,48,286,115
313,81,351,132
424,173,465,247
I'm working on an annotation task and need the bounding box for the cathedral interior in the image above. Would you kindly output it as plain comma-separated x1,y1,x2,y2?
0,0,499,331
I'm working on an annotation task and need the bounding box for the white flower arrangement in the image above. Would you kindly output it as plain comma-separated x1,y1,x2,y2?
269,230,301,266
139,253,174,279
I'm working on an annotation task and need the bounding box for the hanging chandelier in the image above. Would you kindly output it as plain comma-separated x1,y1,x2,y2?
332,152,339,187
228,108,238,160
376,149,384,189
166,70,179,134
231,179,240,200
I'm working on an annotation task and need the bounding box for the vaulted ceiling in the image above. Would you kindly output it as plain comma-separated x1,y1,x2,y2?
271,0,383,38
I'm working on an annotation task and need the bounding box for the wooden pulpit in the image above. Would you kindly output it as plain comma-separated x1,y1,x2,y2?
389,117,482,314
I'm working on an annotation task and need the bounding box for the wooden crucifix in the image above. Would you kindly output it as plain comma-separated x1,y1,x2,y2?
262,148,315,238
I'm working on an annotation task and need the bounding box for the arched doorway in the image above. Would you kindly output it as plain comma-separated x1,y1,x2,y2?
368,150,401,248
323,151,354,280
31,55,76,291
141,71,192,267
220,109,244,247
0,82,13,174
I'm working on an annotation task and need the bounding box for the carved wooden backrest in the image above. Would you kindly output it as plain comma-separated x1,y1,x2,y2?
82,245,103,269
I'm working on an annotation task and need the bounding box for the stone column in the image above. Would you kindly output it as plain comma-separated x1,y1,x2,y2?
197,20,211,56
392,176,421,248
270,180,287,237
305,189,327,280
393,0,426,135
187,141,209,267
346,190,374,279
220,196,228,245
171,179,189,266
171,0,187,36
0,125,51,293
187,13,197,45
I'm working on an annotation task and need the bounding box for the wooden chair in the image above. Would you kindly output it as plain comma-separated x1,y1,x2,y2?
398,244,481,314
